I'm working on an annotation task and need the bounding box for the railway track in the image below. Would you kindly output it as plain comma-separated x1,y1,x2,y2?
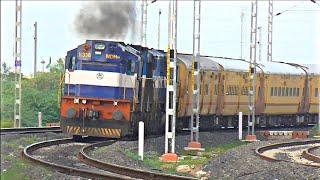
255,139,320,168
78,141,195,180
0,127,62,135
22,138,195,179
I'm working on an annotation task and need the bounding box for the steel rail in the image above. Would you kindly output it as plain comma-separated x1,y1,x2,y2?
255,139,320,167
302,145,320,164
1,127,62,135
21,138,134,179
78,141,196,180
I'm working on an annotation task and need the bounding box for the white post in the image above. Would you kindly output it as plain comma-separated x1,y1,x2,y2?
38,112,42,127
239,112,243,140
138,121,144,160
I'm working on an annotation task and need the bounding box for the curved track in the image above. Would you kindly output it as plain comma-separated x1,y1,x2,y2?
21,138,134,179
302,145,320,164
78,141,195,180
22,138,195,179
1,127,62,135
256,139,320,168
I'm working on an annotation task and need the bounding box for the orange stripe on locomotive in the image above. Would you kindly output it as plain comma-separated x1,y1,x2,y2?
60,96,131,121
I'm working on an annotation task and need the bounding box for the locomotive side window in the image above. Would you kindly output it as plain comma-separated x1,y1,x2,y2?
67,56,77,71
127,60,135,75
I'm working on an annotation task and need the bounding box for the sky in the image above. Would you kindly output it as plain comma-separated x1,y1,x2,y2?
1,1,319,76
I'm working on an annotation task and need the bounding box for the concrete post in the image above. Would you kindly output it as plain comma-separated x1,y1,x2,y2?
138,121,144,160
239,112,243,140
38,112,42,127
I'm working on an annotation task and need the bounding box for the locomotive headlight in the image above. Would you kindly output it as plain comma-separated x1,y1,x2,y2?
82,99,87,104
67,108,76,118
112,111,123,121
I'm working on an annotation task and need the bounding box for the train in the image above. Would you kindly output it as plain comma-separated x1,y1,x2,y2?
60,40,319,138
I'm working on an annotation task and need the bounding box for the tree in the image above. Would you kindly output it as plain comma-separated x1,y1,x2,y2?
1,58,64,127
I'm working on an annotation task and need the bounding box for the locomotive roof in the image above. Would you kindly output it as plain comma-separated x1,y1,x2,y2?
258,61,305,75
177,54,220,71
302,64,320,75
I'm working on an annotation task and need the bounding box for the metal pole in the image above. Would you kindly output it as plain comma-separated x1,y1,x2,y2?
258,26,262,62
267,0,273,62
248,0,258,137
190,0,201,144
142,0,147,46
164,0,177,154
165,0,171,154
240,9,244,59
34,22,37,77
140,1,144,45
14,0,22,128
252,0,258,135
158,9,161,49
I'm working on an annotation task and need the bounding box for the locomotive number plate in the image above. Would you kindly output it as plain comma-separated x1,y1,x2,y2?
78,52,91,59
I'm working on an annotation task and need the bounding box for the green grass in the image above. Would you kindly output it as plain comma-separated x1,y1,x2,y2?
0,120,13,128
1,134,54,179
209,140,249,154
1,159,29,180
122,140,248,175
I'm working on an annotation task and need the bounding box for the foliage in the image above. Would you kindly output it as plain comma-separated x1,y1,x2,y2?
0,120,13,128
1,59,64,127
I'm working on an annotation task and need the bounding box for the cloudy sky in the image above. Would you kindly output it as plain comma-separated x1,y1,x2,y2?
1,1,319,76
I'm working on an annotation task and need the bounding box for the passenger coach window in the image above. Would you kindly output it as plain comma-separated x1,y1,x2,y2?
316,88,319,97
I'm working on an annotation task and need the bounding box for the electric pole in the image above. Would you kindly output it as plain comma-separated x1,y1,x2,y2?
141,0,147,46
14,0,22,128
240,9,244,59
158,9,161,49
187,0,202,149
267,0,273,62
162,0,178,162
258,26,262,62
246,0,258,141
34,22,37,77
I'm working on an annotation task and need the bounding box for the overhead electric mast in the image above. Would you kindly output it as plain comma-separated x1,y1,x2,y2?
141,0,148,46
14,0,22,128
267,0,273,62
240,9,244,59
34,22,37,77
246,0,258,141
163,0,178,161
188,0,201,149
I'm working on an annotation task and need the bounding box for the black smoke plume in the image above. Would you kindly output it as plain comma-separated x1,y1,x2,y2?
74,1,137,40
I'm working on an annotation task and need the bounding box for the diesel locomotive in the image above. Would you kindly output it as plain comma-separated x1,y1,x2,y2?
60,40,319,138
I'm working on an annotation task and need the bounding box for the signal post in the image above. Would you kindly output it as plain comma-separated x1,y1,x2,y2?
185,0,203,151
246,0,258,142
161,0,179,163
